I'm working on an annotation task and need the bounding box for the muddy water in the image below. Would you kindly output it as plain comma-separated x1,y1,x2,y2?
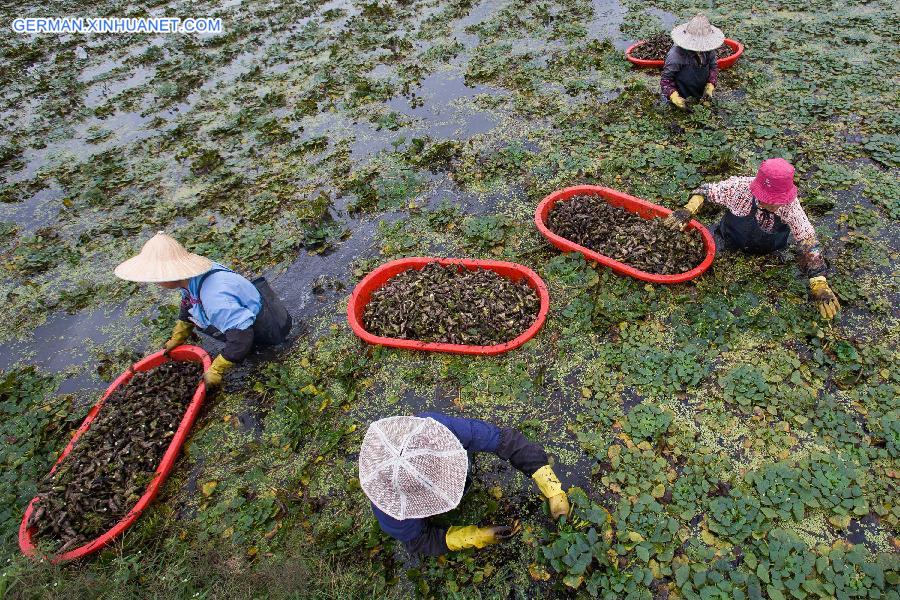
9,111,154,185
0,0,630,389
452,0,501,51
644,6,679,31
0,188,64,236
0,304,142,394
351,70,502,160
588,0,629,50
275,215,395,323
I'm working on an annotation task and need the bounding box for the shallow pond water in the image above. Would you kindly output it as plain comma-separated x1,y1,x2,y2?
0,303,140,393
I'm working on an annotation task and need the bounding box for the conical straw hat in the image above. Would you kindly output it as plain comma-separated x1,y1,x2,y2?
671,14,725,52
114,232,213,283
359,416,469,520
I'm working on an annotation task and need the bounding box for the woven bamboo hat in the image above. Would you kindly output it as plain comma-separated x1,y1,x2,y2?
671,14,724,52
114,232,212,283
359,416,469,520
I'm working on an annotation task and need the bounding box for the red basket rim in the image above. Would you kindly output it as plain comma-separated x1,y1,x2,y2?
625,38,744,69
347,257,550,355
534,185,715,284
19,346,211,563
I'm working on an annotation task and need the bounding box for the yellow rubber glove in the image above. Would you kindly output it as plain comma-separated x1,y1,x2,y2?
445,522,521,551
164,320,194,352
532,465,570,520
809,276,840,320
204,354,234,387
704,83,715,98
664,194,705,231
669,91,687,109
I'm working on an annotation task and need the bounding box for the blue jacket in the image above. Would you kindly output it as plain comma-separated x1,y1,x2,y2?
369,412,548,556
178,263,262,362
181,263,261,332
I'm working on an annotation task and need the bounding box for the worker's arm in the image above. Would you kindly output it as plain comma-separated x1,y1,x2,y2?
371,503,517,555
663,194,705,230
776,203,840,320
691,176,752,210
199,275,261,364
706,50,719,95
666,176,753,230
421,412,570,520
660,46,682,99
418,412,549,474
200,293,256,386
202,327,254,387
164,293,196,352
777,202,828,276
164,319,194,352
222,327,255,363
665,176,755,231
372,508,448,556
496,427,571,519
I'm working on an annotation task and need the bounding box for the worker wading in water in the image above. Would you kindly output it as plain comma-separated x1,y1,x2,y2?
661,14,722,109
114,232,292,386
359,413,572,556
665,158,841,319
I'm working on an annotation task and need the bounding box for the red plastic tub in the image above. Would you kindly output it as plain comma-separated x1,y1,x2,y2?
347,257,549,355
19,346,211,563
535,185,715,284
625,38,744,70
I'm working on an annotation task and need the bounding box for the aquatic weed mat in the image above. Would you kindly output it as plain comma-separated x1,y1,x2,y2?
25,360,202,554
1,0,899,597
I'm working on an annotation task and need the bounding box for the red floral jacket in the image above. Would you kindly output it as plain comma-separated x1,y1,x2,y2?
693,176,827,275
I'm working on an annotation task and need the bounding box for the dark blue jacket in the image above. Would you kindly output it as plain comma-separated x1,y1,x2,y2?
370,412,548,556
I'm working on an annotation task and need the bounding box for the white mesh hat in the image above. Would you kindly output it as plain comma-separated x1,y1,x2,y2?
359,416,469,520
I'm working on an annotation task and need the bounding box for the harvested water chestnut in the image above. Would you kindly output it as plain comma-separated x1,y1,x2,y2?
28,360,202,552
630,32,734,61
546,195,705,275
362,262,540,346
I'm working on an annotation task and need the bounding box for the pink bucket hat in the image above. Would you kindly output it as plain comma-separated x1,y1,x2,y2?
749,158,798,205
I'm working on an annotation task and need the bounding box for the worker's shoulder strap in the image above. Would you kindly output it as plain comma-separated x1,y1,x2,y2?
195,268,230,297
191,268,231,321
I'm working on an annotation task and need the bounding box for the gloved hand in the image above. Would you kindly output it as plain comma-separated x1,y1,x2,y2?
704,83,715,98
204,354,234,387
164,320,194,352
669,91,687,109
809,276,840,319
445,521,521,551
532,465,571,520
664,194,704,231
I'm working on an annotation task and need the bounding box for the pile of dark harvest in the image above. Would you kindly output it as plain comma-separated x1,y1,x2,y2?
363,262,541,345
28,360,201,553
630,33,672,60
715,43,735,59
546,195,705,274
630,32,734,60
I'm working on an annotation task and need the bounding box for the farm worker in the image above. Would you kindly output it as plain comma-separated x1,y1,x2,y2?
665,159,840,319
114,232,292,386
359,413,571,556
661,14,722,109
